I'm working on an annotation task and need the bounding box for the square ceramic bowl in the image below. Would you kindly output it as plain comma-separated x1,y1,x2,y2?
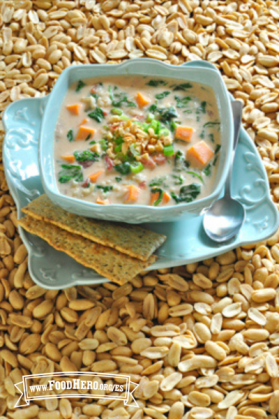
39,59,233,224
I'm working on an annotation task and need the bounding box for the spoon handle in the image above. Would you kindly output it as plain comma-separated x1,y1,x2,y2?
225,100,243,197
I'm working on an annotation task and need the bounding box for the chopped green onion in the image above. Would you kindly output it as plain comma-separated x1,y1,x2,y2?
114,144,122,153
142,122,150,132
146,113,155,122
129,143,140,157
116,152,129,162
158,128,170,137
163,144,174,157
99,139,108,151
149,119,159,132
119,115,129,121
114,137,124,145
170,120,177,133
111,108,123,115
130,162,144,174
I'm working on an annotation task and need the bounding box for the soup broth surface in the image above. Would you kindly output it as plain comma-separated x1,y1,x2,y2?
54,76,221,206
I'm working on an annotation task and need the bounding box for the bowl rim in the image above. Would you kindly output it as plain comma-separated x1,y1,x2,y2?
39,58,234,213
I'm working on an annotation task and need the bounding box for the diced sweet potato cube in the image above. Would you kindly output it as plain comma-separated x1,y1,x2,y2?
163,192,171,204
136,92,151,108
61,155,75,163
125,185,139,203
66,104,81,115
76,126,95,141
175,126,194,142
96,198,110,205
89,170,104,183
187,141,214,167
79,118,88,125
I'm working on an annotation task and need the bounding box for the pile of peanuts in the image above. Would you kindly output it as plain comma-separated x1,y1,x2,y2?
1,1,279,418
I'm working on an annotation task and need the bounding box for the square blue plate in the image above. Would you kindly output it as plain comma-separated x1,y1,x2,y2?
3,61,278,289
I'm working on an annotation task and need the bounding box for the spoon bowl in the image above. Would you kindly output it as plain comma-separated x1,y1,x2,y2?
203,197,245,242
203,100,245,243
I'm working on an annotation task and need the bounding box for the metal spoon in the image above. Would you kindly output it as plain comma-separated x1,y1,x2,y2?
203,101,245,243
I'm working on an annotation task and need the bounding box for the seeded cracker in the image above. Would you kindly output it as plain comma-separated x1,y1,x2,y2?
18,215,157,285
21,194,166,261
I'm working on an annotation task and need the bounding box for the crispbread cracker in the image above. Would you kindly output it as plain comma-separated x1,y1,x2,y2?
18,215,157,285
22,195,166,261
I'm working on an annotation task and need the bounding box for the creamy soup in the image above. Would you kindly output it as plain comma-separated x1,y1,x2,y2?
54,76,221,206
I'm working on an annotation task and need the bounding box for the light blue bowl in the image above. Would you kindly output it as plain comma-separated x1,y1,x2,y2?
39,59,233,223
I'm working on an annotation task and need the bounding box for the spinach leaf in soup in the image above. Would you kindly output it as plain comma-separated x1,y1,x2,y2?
215,144,221,154
146,80,167,87
149,176,167,187
59,165,83,184
76,80,86,92
155,91,171,100
204,164,211,176
109,86,136,108
196,101,207,114
96,185,113,193
203,120,220,128
114,162,131,175
213,145,221,166
174,150,189,171
159,106,178,123
209,133,215,142
171,83,193,91
67,129,74,142
186,171,203,183
73,150,99,163
171,183,201,203
151,188,164,206
172,174,184,185
175,95,192,109
90,93,99,100
199,130,205,139
87,107,105,123
148,105,178,132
